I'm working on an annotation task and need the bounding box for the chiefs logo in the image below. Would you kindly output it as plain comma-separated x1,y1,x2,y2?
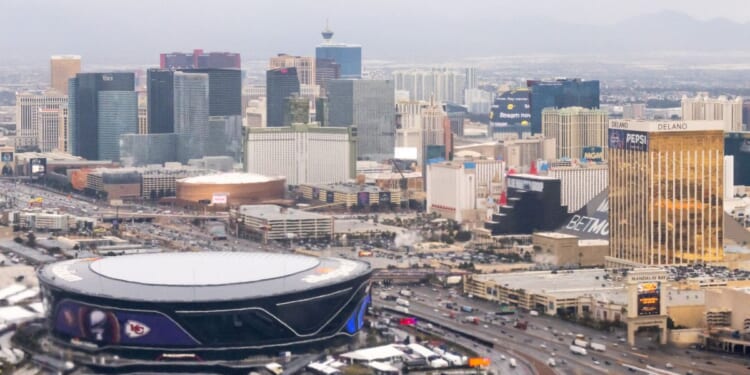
124,320,150,338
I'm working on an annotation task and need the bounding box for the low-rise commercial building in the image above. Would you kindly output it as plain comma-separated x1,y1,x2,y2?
532,232,608,267
299,183,401,209
464,269,627,320
232,204,333,243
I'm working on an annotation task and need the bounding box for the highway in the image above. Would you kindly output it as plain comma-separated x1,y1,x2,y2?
375,285,750,375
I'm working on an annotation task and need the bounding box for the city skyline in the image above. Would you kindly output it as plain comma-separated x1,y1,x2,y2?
3,1,750,65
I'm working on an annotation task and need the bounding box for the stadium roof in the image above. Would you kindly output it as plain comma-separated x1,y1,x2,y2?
179,172,283,184
90,252,320,286
39,252,370,302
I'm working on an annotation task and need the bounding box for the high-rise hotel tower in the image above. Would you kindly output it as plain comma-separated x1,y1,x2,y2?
607,120,724,267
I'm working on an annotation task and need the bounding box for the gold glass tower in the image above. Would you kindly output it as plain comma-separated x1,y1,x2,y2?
608,120,724,267
50,55,81,94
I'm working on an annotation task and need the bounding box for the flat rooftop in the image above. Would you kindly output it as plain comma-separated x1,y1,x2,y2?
473,269,624,299
306,183,391,194
238,204,332,221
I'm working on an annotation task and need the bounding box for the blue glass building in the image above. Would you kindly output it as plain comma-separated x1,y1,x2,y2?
315,24,361,79
527,78,600,135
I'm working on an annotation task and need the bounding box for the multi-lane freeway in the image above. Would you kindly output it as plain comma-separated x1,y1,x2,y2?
375,285,750,375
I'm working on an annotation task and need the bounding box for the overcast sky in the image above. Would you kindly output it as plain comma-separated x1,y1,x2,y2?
1,0,749,65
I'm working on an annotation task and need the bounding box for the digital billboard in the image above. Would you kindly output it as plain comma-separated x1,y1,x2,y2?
609,129,648,151
54,299,199,347
29,157,47,177
1,151,12,176
378,192,391,205
489,89,531,127
211,193,229,205
425,145,446,161
312,187,320,200
582,146,604,161
357,192,370,207
326,190,335,203
636,282,661,316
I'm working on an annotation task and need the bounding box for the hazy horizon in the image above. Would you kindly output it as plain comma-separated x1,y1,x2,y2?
2,0,750,66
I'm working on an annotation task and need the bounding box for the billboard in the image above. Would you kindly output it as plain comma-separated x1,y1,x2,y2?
609,129,648,152
29,157,47,176
507,176,545,193
582,146,604,161
558,189,609,240
425,144,446,161
489,89,531,127
378,192,391,205
54,299,198,347
326,190,334,203
312,187,320,200
394,147,418,160
357,192,370,207
636,282,661,316
0,151,12,176
211,193,228,205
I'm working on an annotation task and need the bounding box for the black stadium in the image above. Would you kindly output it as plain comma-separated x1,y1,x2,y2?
38,252,372,360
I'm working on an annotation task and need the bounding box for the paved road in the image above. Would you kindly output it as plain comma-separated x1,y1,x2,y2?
392,285,750,375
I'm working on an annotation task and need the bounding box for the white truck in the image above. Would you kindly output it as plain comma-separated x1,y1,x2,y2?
396,298,410,307
400,289,413,297
529,310,539,316
573,339,589,348
547,358,556,367
509,358,517,368
590,342,607,352
569,345,588,356
394,305,409,314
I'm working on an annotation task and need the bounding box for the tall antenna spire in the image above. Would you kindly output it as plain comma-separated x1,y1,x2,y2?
321,19,334,42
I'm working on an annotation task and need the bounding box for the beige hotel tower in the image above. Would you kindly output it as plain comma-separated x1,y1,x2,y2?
607,120,724,267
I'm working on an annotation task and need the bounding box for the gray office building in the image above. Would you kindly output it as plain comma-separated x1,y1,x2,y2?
174,72,209,163
328,79,395,160
205,115,243,162
68,72,136,160
266,67,300,127
119,133,178,166
178,68,242,117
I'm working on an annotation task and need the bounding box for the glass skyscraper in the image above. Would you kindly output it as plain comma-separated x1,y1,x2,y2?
328,79,395,161
178,68,242,117
527,78,600,135
147,69,174,134
68,72,136,160
608,120,724,267
97,91,137,161
173,72,209,163
266,67,300,127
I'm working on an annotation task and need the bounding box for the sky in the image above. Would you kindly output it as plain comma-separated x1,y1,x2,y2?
1,0,749,65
